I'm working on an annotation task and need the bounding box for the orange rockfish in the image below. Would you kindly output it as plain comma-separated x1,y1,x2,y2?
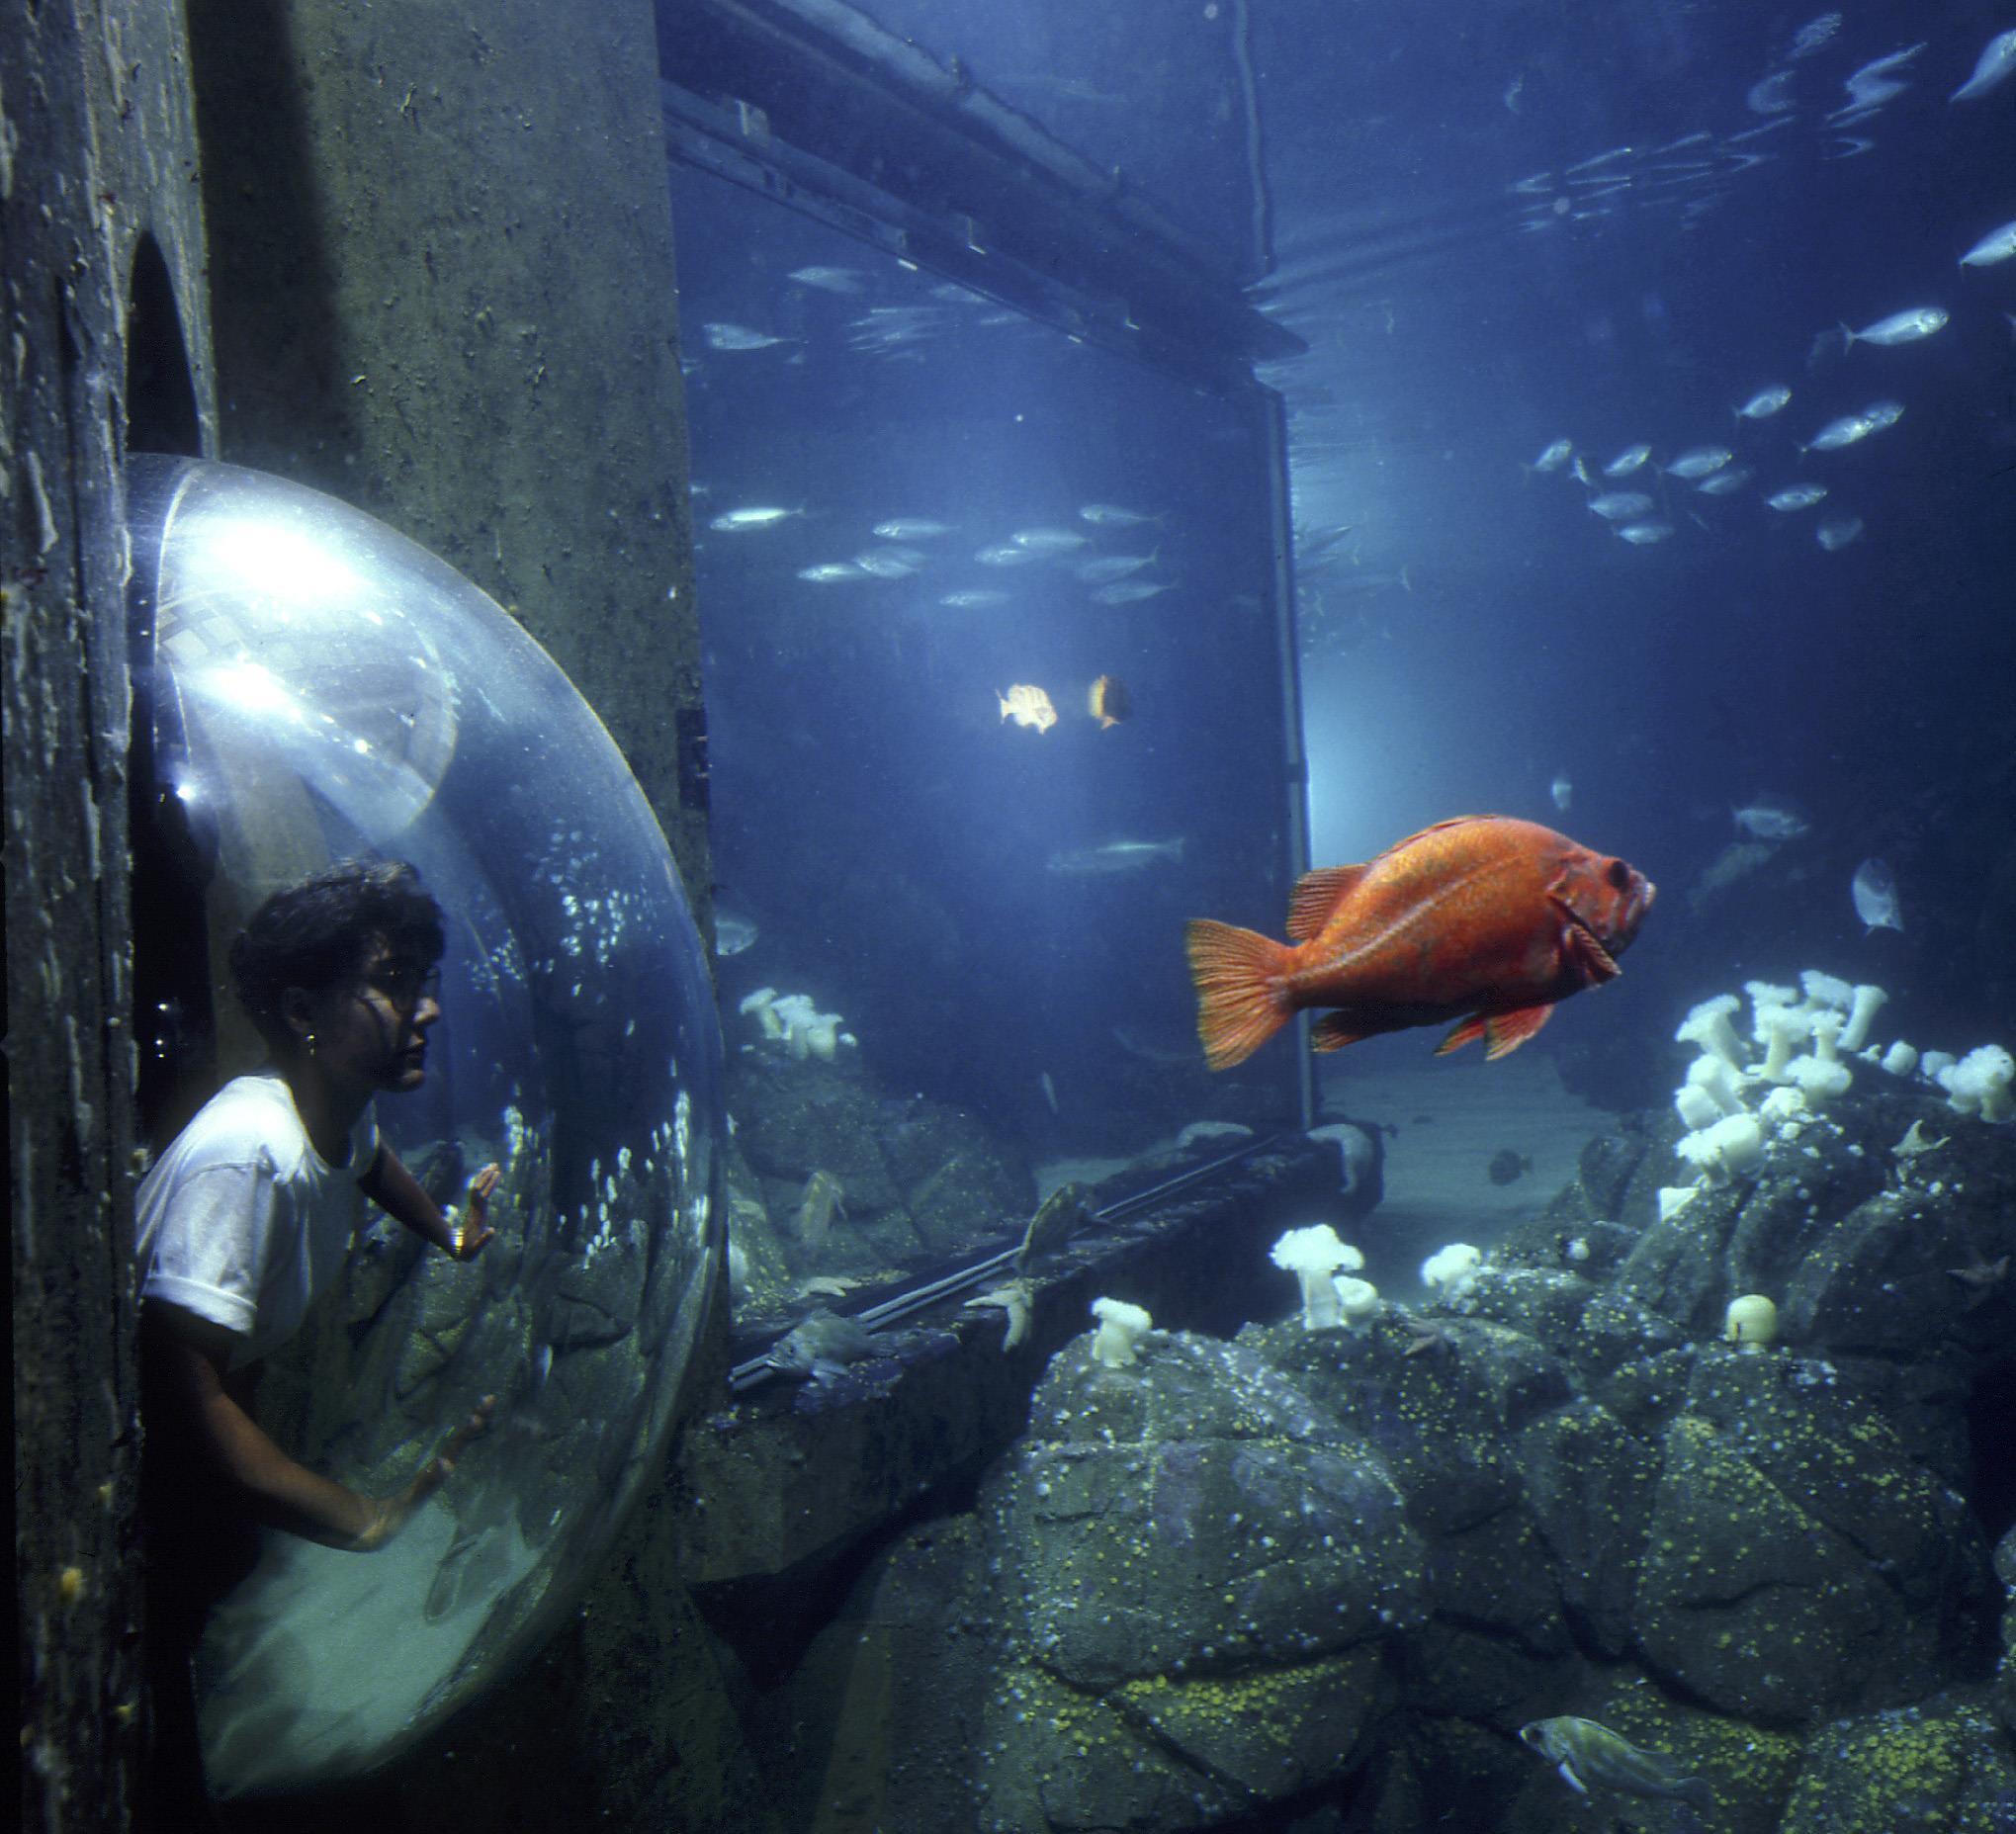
1185,816,1655,1071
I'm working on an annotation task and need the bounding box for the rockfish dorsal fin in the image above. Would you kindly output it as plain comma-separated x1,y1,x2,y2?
1286,864,1369,941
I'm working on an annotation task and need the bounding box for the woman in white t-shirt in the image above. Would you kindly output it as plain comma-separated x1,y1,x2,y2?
140,859,504,1813
138,859,500,1556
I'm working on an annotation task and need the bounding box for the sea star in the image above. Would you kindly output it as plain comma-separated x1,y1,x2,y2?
1403,1317,1456,1358
964,1278,1034,1351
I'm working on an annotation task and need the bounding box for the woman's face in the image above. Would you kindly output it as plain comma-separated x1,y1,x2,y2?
299,944,442,1095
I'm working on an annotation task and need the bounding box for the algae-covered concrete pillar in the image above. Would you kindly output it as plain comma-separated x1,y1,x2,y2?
5,2,216,1827
184,0,712,915
169,6,753,1827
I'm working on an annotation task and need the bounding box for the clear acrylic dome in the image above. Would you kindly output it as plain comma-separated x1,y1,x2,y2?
127,456,723,1796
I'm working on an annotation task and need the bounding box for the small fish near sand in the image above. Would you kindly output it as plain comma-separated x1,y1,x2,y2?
1519,1715,1713,1810
1487,1149,1534,1186
999,683,1059,733
1184,816,1654,1070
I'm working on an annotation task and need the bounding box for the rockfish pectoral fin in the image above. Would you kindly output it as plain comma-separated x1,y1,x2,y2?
1554,898,1623,983
1185,918,1294,1070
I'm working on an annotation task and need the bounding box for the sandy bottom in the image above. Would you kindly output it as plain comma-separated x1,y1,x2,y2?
1318,1039,1612,1294
1036,1042,1613,1306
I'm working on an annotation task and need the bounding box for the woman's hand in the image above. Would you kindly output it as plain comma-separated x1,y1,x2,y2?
347,1396,496,1550
449,1163,501,1261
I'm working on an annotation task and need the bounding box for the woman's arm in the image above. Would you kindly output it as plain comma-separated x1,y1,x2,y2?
140,1303,491,1549
358,1147,498,1260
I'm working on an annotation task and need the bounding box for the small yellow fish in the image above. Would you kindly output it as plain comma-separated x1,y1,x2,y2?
1519,1715,1712,1809
998,683,1058,733
1087,673,1131,729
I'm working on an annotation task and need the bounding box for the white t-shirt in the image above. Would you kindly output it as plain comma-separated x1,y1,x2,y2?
135,1071,382,1371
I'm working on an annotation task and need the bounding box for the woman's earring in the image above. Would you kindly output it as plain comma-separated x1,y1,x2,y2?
307,1031,318,1056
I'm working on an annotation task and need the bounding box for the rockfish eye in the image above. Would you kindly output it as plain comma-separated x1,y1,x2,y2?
1606,859,1632,892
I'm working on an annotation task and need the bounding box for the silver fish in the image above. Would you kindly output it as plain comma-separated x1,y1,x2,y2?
1802,412,1876,453
1046,838,1186,875
1851,858,1902,931
1842,306,1948,347
939,590,1010,609
872,519,957,540
1665,445,1733,480
1550,773,1572,812
1519,1716,1712,1810
1616,521,1673,545
1767,483,1828,511
1091,579,1175,604
1530,438,1574,473
1952,27,2016,102
1734,797,1810,840
1747,70,1797,115
1011,527,1091,554
1588,490,1655,520
703,321,797,351
850,547,923,579
711,505,804,531
1076,553,1159,584
1078,503,1161,526
1789,13,1842,60
1816,515,1864,551
797,563,865,582
1696,467,1753,496
1961,220,2016,268
976,543,1040,567
714,912,758,955
1602,443,1653,477
1737,386,1792,418
787,265,867,294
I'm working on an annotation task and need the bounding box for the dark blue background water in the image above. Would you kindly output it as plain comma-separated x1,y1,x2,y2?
674,0,2016,1125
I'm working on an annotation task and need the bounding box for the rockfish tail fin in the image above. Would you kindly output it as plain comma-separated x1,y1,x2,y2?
1185,919,1294,1070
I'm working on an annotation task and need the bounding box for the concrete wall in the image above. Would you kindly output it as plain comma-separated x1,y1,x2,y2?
184,0,713,914
6,1,217,1825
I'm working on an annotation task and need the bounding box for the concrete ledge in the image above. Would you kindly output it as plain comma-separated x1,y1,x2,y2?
671,1135,1350,1593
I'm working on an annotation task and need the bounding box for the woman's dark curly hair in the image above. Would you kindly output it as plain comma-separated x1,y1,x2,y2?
228,859,444,1035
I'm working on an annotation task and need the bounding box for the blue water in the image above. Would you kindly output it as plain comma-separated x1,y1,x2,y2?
1255,0,2016,1097
675,0,2016,1127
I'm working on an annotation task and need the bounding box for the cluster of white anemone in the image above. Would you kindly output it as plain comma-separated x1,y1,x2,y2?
1269,1223,1380,1331
1666,972,2013,1211
736,986,857,1062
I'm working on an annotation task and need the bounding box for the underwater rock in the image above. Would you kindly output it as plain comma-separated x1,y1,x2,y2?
729,1056,1032,1257
1997,1527,2016,1741
1775,1691,2016,1834
975,1330,1426,1826
1632,1349,1987,1725
729,1055,902,1202
1515,1399,1660,1659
